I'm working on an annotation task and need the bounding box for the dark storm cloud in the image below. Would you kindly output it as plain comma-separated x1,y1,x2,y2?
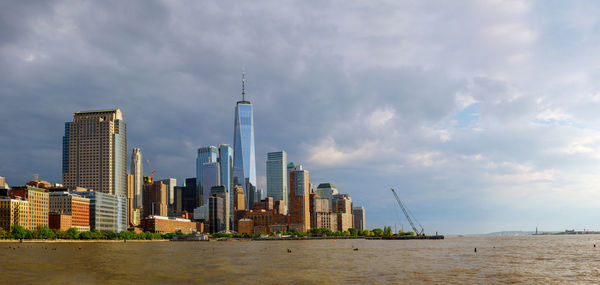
3,0,600,233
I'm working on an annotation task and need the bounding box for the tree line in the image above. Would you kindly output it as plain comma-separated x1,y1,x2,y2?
0,225,183,240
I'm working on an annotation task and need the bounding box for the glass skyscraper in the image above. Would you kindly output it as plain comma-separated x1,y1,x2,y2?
233,73,257,208
218,144,234,227
267,151,288,214
196,146,218,205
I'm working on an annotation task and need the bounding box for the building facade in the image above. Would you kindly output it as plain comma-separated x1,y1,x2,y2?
201,162,220,206
143,181,168,218
288,165,310,232
140,215,199,234
72,190,126,232
183,178,197,214
209,195,225,233
160,178,177,215
0,197,29,231
266,151,288,214
352,206,366,230
10,187,49,231
62,109,127,198
196,146,218,205
218,144,234,230
131,148,143,208
49,191,90,231
233,73,257,209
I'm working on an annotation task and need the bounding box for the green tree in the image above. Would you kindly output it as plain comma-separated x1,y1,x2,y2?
383,226,392,236
0,227,6,239
34,225,53,239
66,227,80,239
372,228,383,237
11,225,27,239
348,228,358,236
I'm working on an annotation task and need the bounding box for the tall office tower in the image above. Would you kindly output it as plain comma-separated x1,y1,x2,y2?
266,151,288,214
209,185,229,232
288,165,310,232
201,162,220,206
183,178,197,213
233,72,257,208
218,144,234,228
63,109,127,197
233,185,245,211
160,178,177,215
127,174,135,227
131,148,143,208
197,146,218,205
142,181,168,218
352,206,366,230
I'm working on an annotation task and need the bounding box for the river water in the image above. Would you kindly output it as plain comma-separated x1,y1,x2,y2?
2,235,600,284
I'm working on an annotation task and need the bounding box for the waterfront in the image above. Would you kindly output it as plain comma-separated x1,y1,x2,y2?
2,235,600,284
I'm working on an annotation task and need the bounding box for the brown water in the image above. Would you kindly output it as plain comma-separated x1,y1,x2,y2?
2,235,600,284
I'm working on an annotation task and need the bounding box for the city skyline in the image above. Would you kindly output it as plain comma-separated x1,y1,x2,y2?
3,1,600,234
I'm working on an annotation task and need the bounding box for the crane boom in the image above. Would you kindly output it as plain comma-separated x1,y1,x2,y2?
146,159,156,181
391,188,424,235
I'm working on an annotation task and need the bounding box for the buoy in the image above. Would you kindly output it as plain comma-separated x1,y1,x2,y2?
287,249,292,253
353,248,359,251
474,248,477,253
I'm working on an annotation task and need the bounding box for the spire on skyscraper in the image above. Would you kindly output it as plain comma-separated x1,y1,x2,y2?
242,69,246,102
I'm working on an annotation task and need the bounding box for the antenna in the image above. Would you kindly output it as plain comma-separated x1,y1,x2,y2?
242,68,246,102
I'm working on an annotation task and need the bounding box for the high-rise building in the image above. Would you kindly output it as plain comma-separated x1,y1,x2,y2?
267,151,288,214
9,187,49,231
316,183,339,202
196,146,218,205
131,148,143,208
127,174,137,227
288,164,310,232
0,176,8,190
233,72,257,208
143,181,168,218
160,178,177,215
183,178,197,214
218,144,234,228
49,191,90,231
62,109,127,198
209,185,229,233
201,162,220,206
233,185,245,211
352,206,366,230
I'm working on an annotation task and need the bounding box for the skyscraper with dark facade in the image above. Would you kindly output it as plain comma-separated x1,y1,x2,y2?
233,72,257,208
63,109,127,198
267,151,288,214
218,144,234,228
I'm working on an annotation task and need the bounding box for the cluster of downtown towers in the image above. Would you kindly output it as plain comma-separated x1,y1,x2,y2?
61,79,364,232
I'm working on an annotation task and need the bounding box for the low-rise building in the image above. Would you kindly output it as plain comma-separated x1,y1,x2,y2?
0,196,29,231
10,186,49,231
238,209,288,235
49,191,90,231
72,190,126,232
140,215,199,234
49,213,72,231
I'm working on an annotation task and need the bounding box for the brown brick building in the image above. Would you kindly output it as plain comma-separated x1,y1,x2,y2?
140,215,200,234
49,191,90,231
143,181,168,218
288,165,310,232
49,213,72,231
0,196,29,231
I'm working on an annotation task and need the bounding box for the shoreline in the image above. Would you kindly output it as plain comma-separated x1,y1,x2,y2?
0,239,169,243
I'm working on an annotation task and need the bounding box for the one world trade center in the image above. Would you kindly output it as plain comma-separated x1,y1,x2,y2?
233,72,258,207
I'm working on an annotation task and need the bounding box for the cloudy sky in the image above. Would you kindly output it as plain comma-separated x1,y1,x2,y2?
2,0,600,234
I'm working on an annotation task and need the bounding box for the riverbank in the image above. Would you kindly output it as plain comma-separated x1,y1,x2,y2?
0,239,169,243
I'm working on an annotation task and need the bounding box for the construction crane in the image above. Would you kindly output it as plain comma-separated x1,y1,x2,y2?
391,188,424,236
146,159,156,182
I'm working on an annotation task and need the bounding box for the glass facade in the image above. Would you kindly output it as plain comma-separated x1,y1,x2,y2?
233,102,256,208
196,146,218,205
201,162,220,206
218,144,234,228
266,151,288,214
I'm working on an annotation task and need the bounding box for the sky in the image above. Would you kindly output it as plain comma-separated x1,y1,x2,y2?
2,0,600,234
